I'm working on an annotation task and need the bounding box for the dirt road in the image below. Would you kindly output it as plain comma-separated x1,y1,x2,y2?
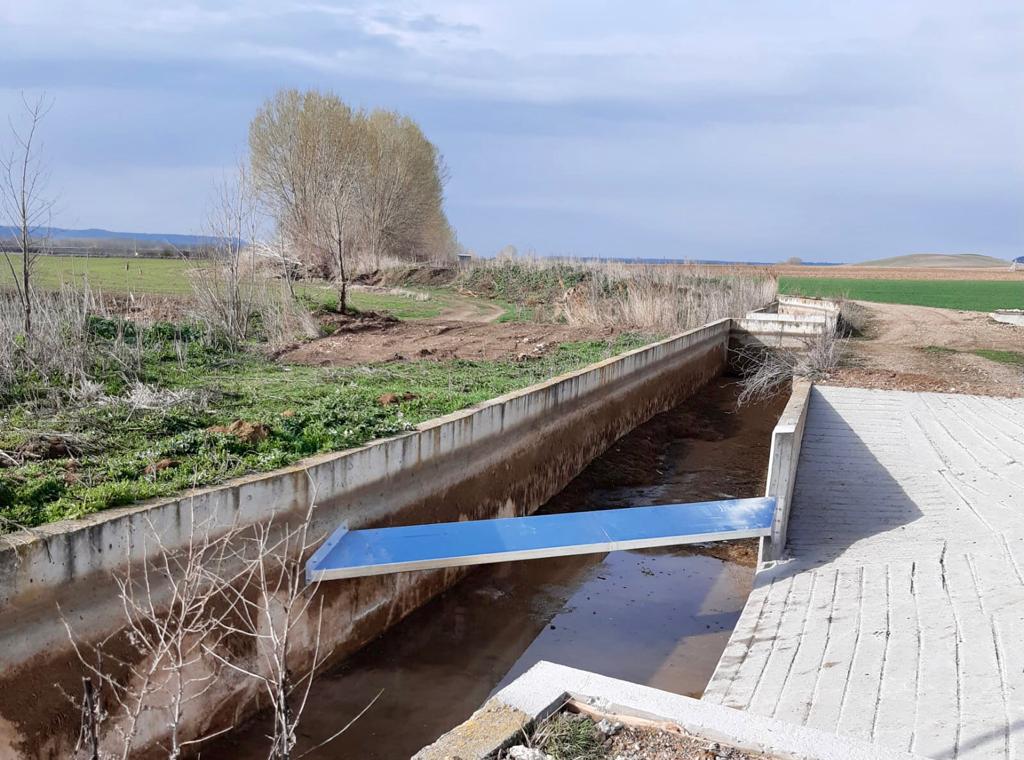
826,301,1023,396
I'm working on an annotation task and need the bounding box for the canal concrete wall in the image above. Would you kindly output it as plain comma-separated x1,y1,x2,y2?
777,294,841,330
758,379,813,562
0,319,732,758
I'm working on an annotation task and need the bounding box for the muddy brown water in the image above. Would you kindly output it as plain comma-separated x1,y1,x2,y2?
207,380,785,759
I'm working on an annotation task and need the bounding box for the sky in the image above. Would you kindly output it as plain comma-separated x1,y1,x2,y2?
0,1,1022,262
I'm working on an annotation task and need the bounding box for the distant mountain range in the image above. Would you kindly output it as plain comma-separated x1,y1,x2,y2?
0,226,213,248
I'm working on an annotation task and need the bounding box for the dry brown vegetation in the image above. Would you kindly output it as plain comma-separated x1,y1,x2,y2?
559,261,776,333
454,256,778,334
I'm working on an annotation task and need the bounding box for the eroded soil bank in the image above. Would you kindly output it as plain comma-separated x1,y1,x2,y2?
207,380,785,759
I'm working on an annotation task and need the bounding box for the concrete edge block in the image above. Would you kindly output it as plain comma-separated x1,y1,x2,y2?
486,661,927,760
759,379,813,564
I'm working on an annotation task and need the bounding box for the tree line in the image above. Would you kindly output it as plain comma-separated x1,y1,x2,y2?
249,89,456,312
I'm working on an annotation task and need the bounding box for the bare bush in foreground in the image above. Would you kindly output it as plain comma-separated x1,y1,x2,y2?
735,328,846,406
208,495,379,760
62,490,376,759
63,509,244,759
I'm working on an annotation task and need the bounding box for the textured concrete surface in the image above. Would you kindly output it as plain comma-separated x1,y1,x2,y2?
705,386,1024,759
413,699,532,760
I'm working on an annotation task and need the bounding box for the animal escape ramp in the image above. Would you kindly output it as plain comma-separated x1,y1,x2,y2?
306,497,776,582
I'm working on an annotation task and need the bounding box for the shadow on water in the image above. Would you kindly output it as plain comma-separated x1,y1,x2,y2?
207,380,787,760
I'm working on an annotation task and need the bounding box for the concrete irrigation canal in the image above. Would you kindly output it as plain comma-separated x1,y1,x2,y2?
7,297,1016,759
209,381,785,759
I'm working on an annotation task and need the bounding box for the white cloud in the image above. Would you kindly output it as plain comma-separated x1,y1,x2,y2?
0,0,1020,259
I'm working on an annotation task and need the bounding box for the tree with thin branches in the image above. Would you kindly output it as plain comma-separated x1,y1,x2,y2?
1,93,55,340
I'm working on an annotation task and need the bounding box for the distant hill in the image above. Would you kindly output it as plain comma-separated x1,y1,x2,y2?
0,226,212,249
854,253,1011,269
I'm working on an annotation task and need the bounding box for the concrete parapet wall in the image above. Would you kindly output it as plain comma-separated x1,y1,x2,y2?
730,313,830,348
0,320,732,758
729,296,839,349
991,309,1024,326
778,294,840,330
759,380,813,563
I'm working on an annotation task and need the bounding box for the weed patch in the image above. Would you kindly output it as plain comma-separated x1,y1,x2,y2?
0,333,653,528
919,345,1024,367
971,349,1024,366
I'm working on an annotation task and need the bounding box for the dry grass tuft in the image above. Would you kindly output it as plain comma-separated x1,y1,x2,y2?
457,257,777,333
735,329,846,406
0,285,111,398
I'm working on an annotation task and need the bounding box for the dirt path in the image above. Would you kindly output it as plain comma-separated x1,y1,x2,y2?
826,301,1023,396
438,294,506,322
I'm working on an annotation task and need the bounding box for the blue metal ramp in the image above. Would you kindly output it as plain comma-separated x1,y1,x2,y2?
306,497,775,582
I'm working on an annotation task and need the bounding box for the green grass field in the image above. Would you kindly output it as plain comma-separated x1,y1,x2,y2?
923,345,1024,366
779,276,1024,312
0,254,502,320
1,253,194,294
296,283,447,319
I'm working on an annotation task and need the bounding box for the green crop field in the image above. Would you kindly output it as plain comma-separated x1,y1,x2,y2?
1,254,194,294
0,254,493,319
779,276,1024,312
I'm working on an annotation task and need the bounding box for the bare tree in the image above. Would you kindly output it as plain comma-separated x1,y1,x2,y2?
189,163,315,346
249,89,455,307
63,509,245,760
312,108,366,313
190,162,261,344
1,92,55,339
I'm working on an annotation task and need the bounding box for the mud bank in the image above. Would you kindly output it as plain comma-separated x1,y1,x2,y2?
209,381,785,759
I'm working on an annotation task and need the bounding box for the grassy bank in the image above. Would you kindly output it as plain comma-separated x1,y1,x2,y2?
780,276,1024,311
0,331,654,529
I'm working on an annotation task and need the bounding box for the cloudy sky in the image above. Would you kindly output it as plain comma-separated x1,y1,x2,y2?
1,1,1022,262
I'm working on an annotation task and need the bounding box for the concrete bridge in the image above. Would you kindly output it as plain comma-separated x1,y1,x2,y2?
704,386,1024,759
